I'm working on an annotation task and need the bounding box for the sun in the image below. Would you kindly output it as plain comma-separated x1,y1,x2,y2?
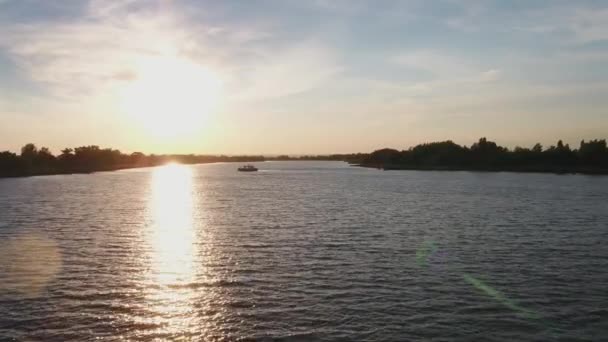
120,55,222,139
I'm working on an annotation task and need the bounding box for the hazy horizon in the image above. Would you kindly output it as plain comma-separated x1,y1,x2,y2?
2,0,608,154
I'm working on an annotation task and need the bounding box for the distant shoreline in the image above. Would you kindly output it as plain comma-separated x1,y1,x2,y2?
352,163,608,175
5,160,608,179
0,144,356,178
0,161,209,178
354,137,608,176
3,137,608,178
0,159,349,179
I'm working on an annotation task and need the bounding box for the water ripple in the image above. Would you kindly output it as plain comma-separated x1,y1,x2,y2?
1,162,607,341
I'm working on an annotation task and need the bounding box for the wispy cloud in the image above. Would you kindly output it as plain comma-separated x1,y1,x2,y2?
234,43,340,101
0,0,340,102
511,4,608,44
1,0,608,152
390,50,502,94
392,50,473,79
568,8,608,43
0,1,182,97
479,69,502,82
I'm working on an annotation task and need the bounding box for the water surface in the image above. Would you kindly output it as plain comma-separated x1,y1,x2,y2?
1,161,607,341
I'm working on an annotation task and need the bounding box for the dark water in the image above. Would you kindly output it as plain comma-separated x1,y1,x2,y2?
1,161,607,341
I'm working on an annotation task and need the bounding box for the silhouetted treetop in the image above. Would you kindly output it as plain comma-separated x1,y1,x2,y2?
3,138,608,178
0,143,362,177
360,137,608,174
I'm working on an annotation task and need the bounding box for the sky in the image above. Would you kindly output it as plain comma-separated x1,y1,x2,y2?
1,0,608,155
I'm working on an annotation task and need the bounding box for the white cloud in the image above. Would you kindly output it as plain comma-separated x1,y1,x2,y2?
392,50,471,78
233,43,340,101
438,2,608,45
0,1,186,98
390,50,503,93
514,5,608,43
479,69,502,82
569,8,608,42
443,1,487,32
0,0,340,103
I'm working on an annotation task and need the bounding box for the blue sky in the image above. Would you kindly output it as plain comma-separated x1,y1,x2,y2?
1,0,607,154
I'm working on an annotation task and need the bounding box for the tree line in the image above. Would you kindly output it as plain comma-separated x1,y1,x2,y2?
0,143,361,178
3,138,606,178
359,138,608,174
0,144,268,177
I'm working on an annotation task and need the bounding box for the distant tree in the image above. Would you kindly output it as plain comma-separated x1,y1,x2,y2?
410,140,468,166
20,143,38,158
36,147,56,173
0,151,25,177
469,137,507,167
544,140,576,167
60,148,73,156
365,148,402,167
19,143,40,174
129,152,146,166
579,139,608,166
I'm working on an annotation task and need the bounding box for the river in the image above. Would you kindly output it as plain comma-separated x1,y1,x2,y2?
0,161,607,341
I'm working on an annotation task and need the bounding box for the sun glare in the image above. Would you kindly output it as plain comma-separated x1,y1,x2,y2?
121,55,222,139
145,163,198,334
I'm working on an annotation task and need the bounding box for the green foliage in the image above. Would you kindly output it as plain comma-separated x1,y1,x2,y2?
579,139,608,166
363,137,608,173
0,144,281,177
0,151,25,177
2,138,608,177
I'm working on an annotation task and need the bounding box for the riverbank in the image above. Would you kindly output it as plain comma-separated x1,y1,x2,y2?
0,161,208,178
353,163,608,175
356,138,608,176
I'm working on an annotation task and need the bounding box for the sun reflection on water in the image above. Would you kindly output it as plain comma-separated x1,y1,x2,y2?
145,163,199,336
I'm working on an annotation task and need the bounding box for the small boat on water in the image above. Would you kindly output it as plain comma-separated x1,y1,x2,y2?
238,164,258,172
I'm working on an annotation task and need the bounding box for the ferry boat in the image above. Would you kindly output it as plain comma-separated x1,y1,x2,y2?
237,164,258,172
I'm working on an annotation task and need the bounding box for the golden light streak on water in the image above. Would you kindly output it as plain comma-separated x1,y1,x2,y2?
144,163,199,336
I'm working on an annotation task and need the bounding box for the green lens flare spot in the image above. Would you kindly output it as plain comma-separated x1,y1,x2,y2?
416,241,438,267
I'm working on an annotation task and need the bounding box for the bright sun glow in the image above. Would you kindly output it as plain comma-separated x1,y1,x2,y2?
149,163,196,285
121,55,222,139
146,163,198,333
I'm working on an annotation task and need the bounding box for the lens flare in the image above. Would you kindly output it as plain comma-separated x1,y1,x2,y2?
0,233,62,298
